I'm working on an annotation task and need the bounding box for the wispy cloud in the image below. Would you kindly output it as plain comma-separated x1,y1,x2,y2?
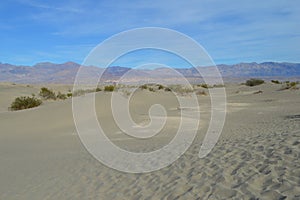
19,0,83,13
0,0,299,65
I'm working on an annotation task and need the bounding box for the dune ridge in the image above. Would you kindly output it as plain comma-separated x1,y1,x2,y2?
0,82,299,199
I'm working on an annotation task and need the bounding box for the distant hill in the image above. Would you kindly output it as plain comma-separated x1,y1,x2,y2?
216,62,300,77
0,61,299,84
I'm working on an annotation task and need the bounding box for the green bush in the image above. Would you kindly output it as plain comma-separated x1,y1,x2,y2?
39,87,56,100
148,87,155,92
10,96,42,111
104,85,115,92
164,87,172,92
157,84,164,90
72,89,95,96
139,84,161,91
139,84,148,90
271,80,281,84
67,93,72,97
170,85,193,93
280,81,298,90
199,83,209,89
96,87,102,92
290,82,297,87
213,84,225,88
245,79,265,87
56,92,67,100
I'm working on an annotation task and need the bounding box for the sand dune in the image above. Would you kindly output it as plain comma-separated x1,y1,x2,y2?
0,82,299,199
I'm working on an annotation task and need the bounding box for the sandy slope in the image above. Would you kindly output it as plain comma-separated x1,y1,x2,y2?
0,82,299,199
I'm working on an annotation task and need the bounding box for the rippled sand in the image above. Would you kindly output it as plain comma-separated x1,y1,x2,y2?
0,82,299,199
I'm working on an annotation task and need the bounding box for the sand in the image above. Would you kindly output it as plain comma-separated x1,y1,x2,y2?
0,82,299,199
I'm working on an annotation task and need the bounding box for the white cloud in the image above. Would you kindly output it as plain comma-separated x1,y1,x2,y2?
19,0,83,13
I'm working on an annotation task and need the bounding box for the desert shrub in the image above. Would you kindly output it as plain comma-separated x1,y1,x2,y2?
139,84,148,90
253,90,263,94
148,87,155,92
56,92,67,100
75,88,97,96
104,85,115,92
279,81,298,90
72,89,86,96
72,87,102,94
170,85,193,94
96,87,102,92
67,93,72,97
196,90,207,96
139,84,163,91
73,88,97,96
157,84,164,90
199,83,209,89
10,96,42,111
39,87,56,100
290,82,297,87
282,81,297,90
164,87,172,92
271,80,281,84
122,90,131,96
181,87,193,93
245,79,264,87
213,84,225,88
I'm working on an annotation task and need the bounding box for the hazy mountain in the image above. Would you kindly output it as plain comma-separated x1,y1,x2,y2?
215,62,300,77
0,61,299,84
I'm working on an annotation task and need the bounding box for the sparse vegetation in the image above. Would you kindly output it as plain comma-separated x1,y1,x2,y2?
71,87,105,96
104,85,115,92
271,80,281,84
245,79,265,87
148,87,155,92
73,89,88,96
280,81,298,90
10,96,42,111
199,83,209,89
213,84,225,88
164,87,172,92
158,84,164,90
290,82,297,87
139,84,148,90
139,84,166,92
56,92,67,100
39,87,56,100
196,90,207,96
122,90,131,96
169,85,194,94
96,87,102,92
253,90,263,94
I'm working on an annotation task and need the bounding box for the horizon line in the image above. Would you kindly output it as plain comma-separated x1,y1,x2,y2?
1,60,300,69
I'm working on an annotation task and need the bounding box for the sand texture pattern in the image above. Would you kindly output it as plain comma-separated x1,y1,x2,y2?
0,83,299,199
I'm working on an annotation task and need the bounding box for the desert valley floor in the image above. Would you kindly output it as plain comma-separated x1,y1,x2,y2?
0,82,299,199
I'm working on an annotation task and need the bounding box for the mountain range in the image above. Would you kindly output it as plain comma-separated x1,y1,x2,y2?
0,61,299,84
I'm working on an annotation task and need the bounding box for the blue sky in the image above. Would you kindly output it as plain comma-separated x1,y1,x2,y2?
0,0,299,68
